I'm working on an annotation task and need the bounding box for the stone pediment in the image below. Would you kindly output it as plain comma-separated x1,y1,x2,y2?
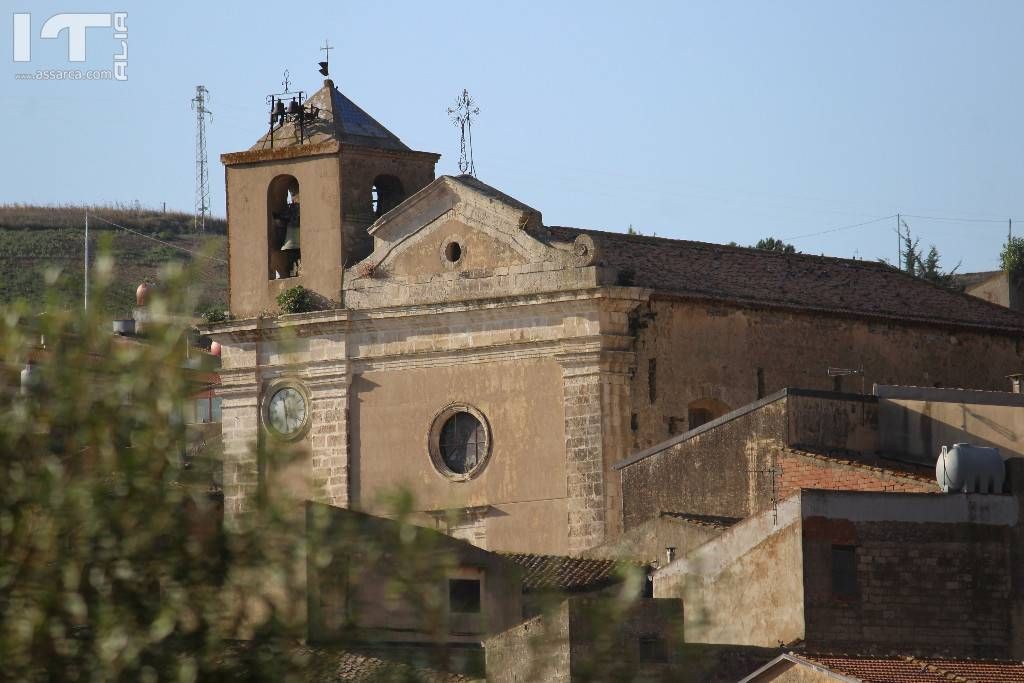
343,176,599,308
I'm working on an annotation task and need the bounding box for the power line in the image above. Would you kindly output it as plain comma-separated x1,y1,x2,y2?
901,213,1011,224
88,214,227,263
784,215,897,241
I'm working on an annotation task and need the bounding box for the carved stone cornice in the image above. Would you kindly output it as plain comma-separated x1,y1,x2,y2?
555,344,636,379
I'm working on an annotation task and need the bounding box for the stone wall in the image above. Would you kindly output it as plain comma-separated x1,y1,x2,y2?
658,496,806,648
802,516,1014,657
484,597,684,682
629,299,1024,453
485,602,572,683
618,391,936,533
619,395,787,530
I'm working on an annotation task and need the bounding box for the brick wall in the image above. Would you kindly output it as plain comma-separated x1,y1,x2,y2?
802,517,1014,657
777,451,936,501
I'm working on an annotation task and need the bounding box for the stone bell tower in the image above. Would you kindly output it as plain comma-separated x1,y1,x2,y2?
221,78,440,317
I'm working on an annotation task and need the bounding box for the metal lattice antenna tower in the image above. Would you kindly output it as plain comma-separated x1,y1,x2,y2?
191,85,213,233
448,89,479,176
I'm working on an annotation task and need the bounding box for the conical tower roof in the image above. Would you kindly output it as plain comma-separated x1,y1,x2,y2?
251,79,410,152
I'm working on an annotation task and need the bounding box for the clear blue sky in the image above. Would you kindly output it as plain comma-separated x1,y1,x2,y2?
4,1,1022,272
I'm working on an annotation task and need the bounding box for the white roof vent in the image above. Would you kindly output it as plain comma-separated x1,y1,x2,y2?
936,443,1004,494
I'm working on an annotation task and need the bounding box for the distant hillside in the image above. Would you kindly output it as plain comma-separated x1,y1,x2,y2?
0,204,227,316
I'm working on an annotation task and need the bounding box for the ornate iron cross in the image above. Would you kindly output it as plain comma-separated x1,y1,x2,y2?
448,89,480,176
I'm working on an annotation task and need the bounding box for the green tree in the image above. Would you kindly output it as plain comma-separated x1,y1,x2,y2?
1000,237,1024,279
0,248,666,681
753,237,796,253
895,225,961,289
0,252,318,680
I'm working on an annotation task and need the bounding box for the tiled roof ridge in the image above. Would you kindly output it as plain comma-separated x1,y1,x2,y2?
798,651,1024,683
546,225,897,272
543,225,1024,333
781,446,936,483
498,552,642,591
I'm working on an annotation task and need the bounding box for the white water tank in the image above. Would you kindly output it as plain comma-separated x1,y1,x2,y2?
935,443,1004,494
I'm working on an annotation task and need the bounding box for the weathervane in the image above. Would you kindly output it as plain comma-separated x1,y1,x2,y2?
319,40,333,77
448,89,480,176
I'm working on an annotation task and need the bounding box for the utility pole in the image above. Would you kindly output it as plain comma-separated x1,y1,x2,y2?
191,85,213,233
896,213,901,267
84,208,89,310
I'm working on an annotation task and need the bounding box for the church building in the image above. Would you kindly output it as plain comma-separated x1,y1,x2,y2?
208,77,1024,556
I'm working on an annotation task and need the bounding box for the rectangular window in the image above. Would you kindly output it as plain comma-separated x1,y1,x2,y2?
688,408,712,430
831,545,858,598
211,396,222,422
449,578,481,614
648,359,657,403
638,635,668,663
195,398,211,424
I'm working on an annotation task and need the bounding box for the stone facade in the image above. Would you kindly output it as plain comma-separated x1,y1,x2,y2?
629,299,1024,453
209,80,1024,558
655,490,1020,658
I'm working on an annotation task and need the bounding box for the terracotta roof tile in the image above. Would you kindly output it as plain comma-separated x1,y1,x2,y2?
659,511,742,528
544,227,1024,333
300,647,479,682
800,653,1024,683
500,552,635,592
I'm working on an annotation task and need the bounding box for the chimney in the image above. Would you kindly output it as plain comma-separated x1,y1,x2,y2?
665,547,676,564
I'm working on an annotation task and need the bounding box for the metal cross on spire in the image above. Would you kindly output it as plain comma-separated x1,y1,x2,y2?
448,89,480,177
281,69,292,93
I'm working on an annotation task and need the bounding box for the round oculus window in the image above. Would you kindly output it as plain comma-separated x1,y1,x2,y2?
428,404,492,480
264,384,309,438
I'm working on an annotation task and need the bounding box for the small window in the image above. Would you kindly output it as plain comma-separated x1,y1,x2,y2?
638,635,668,663
831,545,858,599
445,241,462,263
687,399,730,430
449,578,481,614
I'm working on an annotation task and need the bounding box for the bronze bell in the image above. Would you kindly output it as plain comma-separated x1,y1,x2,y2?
287,98,300,115
280,225,300,251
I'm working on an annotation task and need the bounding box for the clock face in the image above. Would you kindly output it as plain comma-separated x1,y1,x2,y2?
267,387,307,436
